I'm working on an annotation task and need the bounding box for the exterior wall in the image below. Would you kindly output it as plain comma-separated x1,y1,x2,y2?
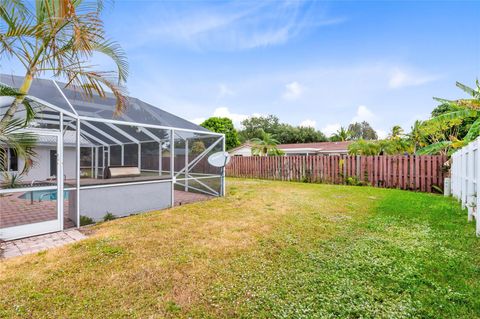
12,145,77,182
70,181,172,221
229,146,253,157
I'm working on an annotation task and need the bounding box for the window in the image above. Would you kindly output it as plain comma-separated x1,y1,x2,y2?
9,148,18,171
1,148,18,172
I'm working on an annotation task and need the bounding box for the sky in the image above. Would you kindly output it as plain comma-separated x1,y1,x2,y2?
2,0,480,138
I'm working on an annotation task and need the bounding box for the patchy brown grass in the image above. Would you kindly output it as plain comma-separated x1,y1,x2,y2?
0,179,374,318
2,178,474,318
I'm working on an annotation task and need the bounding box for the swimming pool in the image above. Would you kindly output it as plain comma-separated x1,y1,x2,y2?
19,190,69,201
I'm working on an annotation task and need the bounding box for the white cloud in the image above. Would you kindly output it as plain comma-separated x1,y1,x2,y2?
282,81,304,100
213,107,258,128
388,67,438,89
218,83,235,98
376,129,388,139
322,123,341,137
134,2,345,51
190,117,206,125
190,107,262,128
352,105,376,123
299,119,316,128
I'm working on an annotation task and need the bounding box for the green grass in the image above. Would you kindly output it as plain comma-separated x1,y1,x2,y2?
1,179,479,318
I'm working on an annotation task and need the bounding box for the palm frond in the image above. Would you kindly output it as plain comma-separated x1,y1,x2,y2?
0,118,37,173
0,85,35,124
92,39,128,83
428,109,477,123
456,81,479,98
417,141,451,155
464,117,480,142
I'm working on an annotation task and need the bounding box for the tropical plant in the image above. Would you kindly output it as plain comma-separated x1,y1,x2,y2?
348,138,412,156
330,126,351,142
417,80,480,155
0,118,37,174
1,0,128,125
408,120,423,153
1,171,23,188
0,0,128,173
251,130,281,156
388,125,404,140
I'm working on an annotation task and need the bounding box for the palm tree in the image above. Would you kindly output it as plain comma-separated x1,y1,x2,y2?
418,80,480,155
251,130,281,156
0,0,128,127
388,125,404,140
0,0,128,174
0,118,36,175
330,126,351,142
408,120,423,153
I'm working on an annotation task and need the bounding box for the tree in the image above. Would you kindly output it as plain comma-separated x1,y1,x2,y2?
274,124,327,144
0,0,128,173
347,121,378,140
388,125,404,140
330,126,351,142
200,117,240,150
251,130,281,156
408,120,424,153
238,114,327,144
418,80,480,155
0,118,37,179
239,115,280,142
0,0,128,126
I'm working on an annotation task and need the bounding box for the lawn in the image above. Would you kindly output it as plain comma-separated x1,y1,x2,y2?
1,178,480,318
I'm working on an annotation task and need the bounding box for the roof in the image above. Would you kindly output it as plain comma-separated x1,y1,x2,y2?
228,142,254,153
278,141,352,152
0,74,209,133
36,131,92,147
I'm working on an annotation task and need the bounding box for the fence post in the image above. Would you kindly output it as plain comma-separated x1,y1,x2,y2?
467,143,475,221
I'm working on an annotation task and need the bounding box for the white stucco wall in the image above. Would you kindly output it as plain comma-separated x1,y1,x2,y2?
229,146,253,157
14,145,77,181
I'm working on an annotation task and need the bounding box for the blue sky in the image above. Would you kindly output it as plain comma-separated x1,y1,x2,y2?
3,1,480,137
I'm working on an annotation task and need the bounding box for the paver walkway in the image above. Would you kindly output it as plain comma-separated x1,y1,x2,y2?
0,229,86,259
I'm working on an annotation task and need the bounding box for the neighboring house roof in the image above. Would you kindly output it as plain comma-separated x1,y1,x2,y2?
228,141,352,155
228,142,254,153
278,141,352,152
35,131,92,147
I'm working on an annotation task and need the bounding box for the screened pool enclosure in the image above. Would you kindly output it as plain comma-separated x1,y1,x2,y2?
0,74,225,240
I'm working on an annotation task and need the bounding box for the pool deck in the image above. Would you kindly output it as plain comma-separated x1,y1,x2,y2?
1,190,212,238
1,190,213,259
0,192,72,229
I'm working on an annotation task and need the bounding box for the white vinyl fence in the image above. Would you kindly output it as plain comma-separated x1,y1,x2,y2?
451,139,480,236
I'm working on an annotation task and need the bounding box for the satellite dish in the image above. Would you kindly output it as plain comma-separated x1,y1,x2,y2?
208,151,231,167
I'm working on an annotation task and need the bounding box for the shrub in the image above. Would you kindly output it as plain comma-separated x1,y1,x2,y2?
80,215,95,226
103,212,117,221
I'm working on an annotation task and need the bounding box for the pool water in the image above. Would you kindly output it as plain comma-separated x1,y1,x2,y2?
19,190,69,201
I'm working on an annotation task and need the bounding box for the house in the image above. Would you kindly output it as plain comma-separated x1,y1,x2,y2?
229,141,352,156
0,74,226,241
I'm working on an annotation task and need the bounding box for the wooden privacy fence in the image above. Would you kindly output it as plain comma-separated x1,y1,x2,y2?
226,155,448,193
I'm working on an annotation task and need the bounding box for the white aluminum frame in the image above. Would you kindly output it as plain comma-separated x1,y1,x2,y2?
0,129,64,240
0,79,226,241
